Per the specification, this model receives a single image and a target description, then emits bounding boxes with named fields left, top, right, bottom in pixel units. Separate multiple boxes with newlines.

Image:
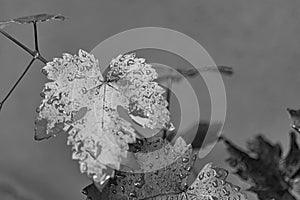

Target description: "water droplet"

left=155, top=153, right=160, bottom=159
left=179, top=173, right=186, bottom=179
left=222, top=188, right=230, bottom=196
left=182, top=157, right=189, bottom=163
left=127, top=59, right=134, bottom=65
left=192, top=154, right=197, bottom=161
left=92, top=175, right=98, bottom=181
left=188, top=186, right=194, bottom=190
left=81, top=189, right=87, bottom=195
left=199, top=172, right=204, bottom=180
left=164, top=146, right=170, bottom=155
left=134, top=178, right=145, bottom=188
left=81, top=87, right=87, bottom=94
left=148, top=163, right=153, bottom=169
left=41, top=68, right=48, bottom=76
left=233, top=185, right=240, bottom=192
left=185, top=166, right=192, bottom=172
left=104, top=106, right=110, bottom=112
left=120, top=186, right=125, bottom=193
left=206, top=172, right=211, bottom=177
left=129, top=191, right=137, bottom=198
left=80, top=162, right=87, bottom=172
left=168, top=123, right=175, bottom=131
left=67, top=76, right=74, bottom=82
left=212, top=180, right=218, bottom=188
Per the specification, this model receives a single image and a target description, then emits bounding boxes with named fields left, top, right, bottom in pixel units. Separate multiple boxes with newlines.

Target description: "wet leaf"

left=35, top=50, right=173, bottom=184
left=83, top=135, right=247, bottom=200
left=186, top=163, right=247, bottom=200
left=83, top=136, right=196, bottom=200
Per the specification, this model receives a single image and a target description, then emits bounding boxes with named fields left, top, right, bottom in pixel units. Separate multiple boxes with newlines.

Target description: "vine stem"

left=0, top=22, right=49, bottom=111
left=0, top=28, right=47, bottom=64
left=0, top=58, right=35, bottom=110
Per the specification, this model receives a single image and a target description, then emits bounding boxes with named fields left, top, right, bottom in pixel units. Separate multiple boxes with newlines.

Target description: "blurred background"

left=1, top=0, right=300, bottom=199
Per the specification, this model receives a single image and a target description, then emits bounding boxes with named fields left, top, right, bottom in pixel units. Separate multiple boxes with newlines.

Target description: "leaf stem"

left=0, top=28, right=47, bottom=64
left=0, top=58, right=35, bottom=111
left=33, top=22, right=39, bottom=52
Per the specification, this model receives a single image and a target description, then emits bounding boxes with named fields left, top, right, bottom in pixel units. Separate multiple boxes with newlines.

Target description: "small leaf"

left=0, top=14, right=66, bottom=27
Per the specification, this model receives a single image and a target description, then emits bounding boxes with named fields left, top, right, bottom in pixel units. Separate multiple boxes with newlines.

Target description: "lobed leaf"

left=186, top=163, right=247, bottom=200
left=35, top=50, right=173, bottom=184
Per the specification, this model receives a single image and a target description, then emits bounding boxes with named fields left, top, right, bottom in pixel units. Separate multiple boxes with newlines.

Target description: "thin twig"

left=0, top=58, right=35, bottom=111
left=0, top=28, right=47, bottom=64
left=33, top=22, right=39, bottom=52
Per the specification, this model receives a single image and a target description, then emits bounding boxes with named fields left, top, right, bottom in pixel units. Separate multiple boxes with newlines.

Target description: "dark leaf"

left=220, top=135, right=295, bottom=200
left=281, top=132, right=300, bottom=180
left=155, top=66, right=233, bottom=83
left=0, top=13, right=66, bottom=28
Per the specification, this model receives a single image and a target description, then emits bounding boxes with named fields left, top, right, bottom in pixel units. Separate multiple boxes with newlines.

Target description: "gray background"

left=1, top=0, right=300, bottom=199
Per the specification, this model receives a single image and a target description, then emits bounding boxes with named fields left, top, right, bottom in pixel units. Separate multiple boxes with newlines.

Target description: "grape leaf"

left=82, top=135, right=247, bottom=200
left=83, top=136, right=196, bottom=200
left=0, top=13, right=66, bottom=28
left=35, top=50, right=173, bottom=183
left=186, top=163, right=247, bottom=200
left=220, top=135, right=298, bottom=200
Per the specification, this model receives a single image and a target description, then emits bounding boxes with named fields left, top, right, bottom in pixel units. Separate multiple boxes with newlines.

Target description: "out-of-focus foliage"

left=287, top=108, right=300, bottom=133
left=220, top=131, right=300, bottom=200
left=155, top=66, right=233, bottom=83
left=35, top=51, right=173, bottom=184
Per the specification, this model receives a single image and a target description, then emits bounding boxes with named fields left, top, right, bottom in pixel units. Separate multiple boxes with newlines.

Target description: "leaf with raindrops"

left=35, top=50, right=173, bottom=184
left=82, top=136, right=197, bottom=200
left=186, top=163, right=247, bottom=200
left=0, top=13, right=66, bottom=28
left=82, top=135, right=247, bottom=200
left=221, top=133, right=300, bottom=200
